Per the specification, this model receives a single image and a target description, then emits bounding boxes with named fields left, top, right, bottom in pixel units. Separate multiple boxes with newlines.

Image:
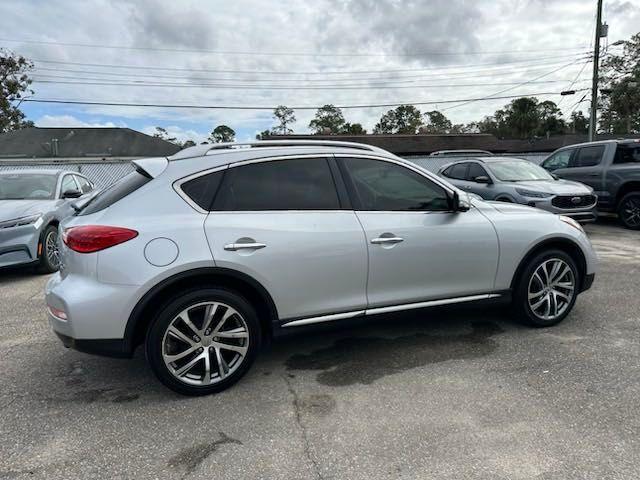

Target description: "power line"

left=557, top=59, right=592, bottom=108
left=441, top=60, right=582, bottom=111
left=1, top=37, right=592, bottom=57
left=29, top=52, right=591, bottom=76
left=22, top=90, right=589, bottom=111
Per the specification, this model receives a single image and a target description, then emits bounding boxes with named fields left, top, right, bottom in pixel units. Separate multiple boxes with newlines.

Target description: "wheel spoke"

left=531, top=292, right=549, bottom=310
left=168, top=326, right=195, bottom=346
left=213, top=307, right=239, bottom=335
left=548, top=291, right=558, bottom=317
left=214, top=347, right=228, bottom=379
left=548, top=261, right=562, bottom=284
left=214, top=342, right=248, bottom=356
left=203, top=350, right=212, bottom=384
left=164, top=344, right=198, bottom=363
left=178, top=308, right=201, bottom=338
left=215, top=327, right=248, bottom=339
left=202, top=303, right=218, bottom=334
left=174, top=353, right=203, bottom=377
left=553, top=265, right=570, bottom=283
left=553, top=289, right=571, bottom=302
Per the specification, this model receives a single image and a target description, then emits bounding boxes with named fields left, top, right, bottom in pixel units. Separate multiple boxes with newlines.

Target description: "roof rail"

left=169, top=139, right=386, bottom=160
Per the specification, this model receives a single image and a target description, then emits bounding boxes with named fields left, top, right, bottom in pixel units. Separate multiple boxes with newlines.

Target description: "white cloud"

left=35, top=114, right=122, bottom=128
left=141, top=125, right=208, bottom=144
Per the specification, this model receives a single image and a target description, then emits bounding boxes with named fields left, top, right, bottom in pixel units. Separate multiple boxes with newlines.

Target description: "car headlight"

left=0, top=213, right=43, bottom=230
left=559, top=215, right=585, bottom=233
left=515, top=188, right=553, bottom=198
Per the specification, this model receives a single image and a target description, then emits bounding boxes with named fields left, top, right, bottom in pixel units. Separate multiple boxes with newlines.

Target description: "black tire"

left=512, top=249, right=580, bottom=327
left=37, top=224, right=60, bottom=274
left=145, top=288, right=261, bottom=396
left=617, top=192, right=640, bottom=230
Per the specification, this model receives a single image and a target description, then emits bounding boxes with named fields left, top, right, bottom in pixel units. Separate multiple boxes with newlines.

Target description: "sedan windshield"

left=488, top=161, right=553, bottom=182
left=0, top=174, right=57, bottom=200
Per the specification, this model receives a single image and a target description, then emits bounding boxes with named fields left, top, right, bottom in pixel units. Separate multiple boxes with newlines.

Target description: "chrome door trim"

left=282, top=310, right=366, bottom=328
left=365, top=293, right=501, bottom=315
left=281, top=293, right=502, bottom=328
left=370, top=237, right=404, bottom=245
left=223, top=242, right=267, bottom=251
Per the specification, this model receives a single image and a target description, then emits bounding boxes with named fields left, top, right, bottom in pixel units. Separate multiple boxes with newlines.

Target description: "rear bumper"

left=54, top=331, right=131, bottom=358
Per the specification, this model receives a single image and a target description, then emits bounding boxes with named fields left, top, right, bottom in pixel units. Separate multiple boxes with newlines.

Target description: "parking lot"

left=0, top=219, right=638, bottom=480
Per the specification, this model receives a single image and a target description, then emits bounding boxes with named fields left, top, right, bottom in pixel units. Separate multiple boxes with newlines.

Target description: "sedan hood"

left=0, top=199, right=56, bottom=221
left=509, top=179, right=592, bottom=195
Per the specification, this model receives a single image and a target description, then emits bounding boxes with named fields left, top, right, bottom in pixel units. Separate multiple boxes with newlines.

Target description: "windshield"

left=488, top=161, right=553, bottom=182
left=0, top=173, right=57, bottom=200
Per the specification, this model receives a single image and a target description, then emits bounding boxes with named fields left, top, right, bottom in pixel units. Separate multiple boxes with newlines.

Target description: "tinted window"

left=443, top=163, right=468, bottom=180
left=78, top=171, right=150, bottom=216
left=61, top=175, right=78, bottom=194
left=542, top=150, right=572, bottom=170
left=574, top=146, right=605, bottom=167
left=181, top=170, right=225, bottom=211
left=0, top=173, right=57, bottom=200
left=343, top=157, right=449, bottom=211
left=614, top=144, right=640, bottom=164
left=467, top=163, right=488, bottom=181
left=75, top=176, right=93, bottom=194
left=215, top=158, right=340, bottom=211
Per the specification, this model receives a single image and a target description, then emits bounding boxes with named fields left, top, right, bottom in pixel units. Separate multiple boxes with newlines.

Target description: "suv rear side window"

left=180, top=170, right=225, bottom=211
left=467, top=163, right=488, bottom=181
left=614, top=144, right=640, bottom=164
left=443, top=163, right=468, bottom=180
left=573, top=146, right=605, bottom=167
left=78, top=170, right=150, bottom=215
left=214, top=157, right=340, bottom=211
left=342, top=157, right=450, bottom=211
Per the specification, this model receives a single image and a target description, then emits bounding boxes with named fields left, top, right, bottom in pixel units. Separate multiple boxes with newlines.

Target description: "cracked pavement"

left=1, top=219, right=640, bottom=479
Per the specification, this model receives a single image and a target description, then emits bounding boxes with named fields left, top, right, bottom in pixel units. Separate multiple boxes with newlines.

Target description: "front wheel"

left=37, top=225, right=60, bottom=274
left=618, top=192, right=640, bottom=230
left=146, top=288, right=261, bottom=396
left=512, top=250, right=580, bottom=327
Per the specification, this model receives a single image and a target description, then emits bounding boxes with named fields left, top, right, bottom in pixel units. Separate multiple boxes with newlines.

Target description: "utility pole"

left=588, top=0, right=604, bottom=142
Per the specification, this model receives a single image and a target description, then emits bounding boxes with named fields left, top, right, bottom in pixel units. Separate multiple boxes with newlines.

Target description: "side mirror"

left=450, top=191, right=469, bottom=212
left=62, top=189, right=82, bottom=199
left=474, top=175, right=492, bottom=184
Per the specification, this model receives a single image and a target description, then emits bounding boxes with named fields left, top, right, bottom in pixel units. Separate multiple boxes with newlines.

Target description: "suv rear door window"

left=614, top=144, right=640, bottom=164
left=466, top=163, right=488, bottom=181
left=573, top=146, right=605, bottom=167
left=214, top=157, right=340, bottom=211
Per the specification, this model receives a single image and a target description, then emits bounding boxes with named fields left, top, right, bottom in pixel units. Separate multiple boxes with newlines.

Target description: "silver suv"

left=46, top=141, right=597, bottom=395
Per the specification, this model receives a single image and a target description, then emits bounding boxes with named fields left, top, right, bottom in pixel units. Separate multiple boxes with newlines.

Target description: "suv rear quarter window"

left=614, top=144, right=640, bottom=164
left=443, top=163, right=468, bottom=180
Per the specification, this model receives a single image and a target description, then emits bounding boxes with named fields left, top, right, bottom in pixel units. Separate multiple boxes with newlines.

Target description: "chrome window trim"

left=282, top=293, right=502, bottom=328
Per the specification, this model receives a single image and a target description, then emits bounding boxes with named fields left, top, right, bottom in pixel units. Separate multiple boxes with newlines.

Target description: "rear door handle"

left=371, top=237, right=404, bottom=245
left=224, top=242, right=266, bottom=251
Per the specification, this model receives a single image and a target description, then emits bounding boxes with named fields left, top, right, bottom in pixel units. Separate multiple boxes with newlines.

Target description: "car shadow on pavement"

left=0, top=266, right=43, bottom=285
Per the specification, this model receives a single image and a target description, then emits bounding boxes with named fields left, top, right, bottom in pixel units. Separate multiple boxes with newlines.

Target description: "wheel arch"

left=615, top=181, right=640, bottom=207
left=123, top=267, right=279, bottom=355
left=510, top=237, right=587, bottom=292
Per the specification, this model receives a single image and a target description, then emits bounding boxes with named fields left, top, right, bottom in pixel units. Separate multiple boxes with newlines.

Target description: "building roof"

left=264, top=133, right=640, bottom=155
left=0, top=127, right=181, bottom=159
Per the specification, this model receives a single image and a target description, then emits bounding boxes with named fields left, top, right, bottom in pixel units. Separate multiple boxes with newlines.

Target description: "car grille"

left=552, top=194, right=597, bottom=209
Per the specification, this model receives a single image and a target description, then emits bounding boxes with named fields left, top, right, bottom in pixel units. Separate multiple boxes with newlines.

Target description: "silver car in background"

left=45, top=141, right=597, bottom=396
left=0, top=170, right=96, bottom=272
left=438, top=157, right=597, bottom=222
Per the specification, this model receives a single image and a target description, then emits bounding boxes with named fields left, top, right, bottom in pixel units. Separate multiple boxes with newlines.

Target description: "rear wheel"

left=37, top=225, right=60, bottom=274
left=512, top=249, right=579, bottom=327
left=145, top=288, right=260, bottom=396
left=618, top=192, right=640, bottom=230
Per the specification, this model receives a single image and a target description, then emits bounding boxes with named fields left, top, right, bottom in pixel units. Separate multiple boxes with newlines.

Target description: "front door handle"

left=371, top=236, right=404, bottom=245
left=224, top=242, right=266, bottom=251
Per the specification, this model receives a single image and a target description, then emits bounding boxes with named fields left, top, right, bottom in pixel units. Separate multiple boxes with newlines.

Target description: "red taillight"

left=62, top=225, right=138, bottom=253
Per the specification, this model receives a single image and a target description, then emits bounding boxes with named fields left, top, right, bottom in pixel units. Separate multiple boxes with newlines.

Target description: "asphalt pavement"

left=1, top=219, right=639, bottom=480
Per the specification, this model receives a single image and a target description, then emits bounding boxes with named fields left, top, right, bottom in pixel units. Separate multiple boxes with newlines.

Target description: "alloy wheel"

left=162, top=301, right=249, bottom=386
left=621, top=197, right=640, bottom=228
left=45, top=230, right=60, bottom=269
left=527, top=258, right=575, bottom=321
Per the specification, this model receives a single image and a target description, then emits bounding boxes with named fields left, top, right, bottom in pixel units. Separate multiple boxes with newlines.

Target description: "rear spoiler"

left=132, top=157, right=169, bottom=178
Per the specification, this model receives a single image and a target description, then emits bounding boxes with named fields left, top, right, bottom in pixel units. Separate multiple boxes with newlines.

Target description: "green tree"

left=342, top=122, right=367, bottom=134
left=422, top=110, right=453, bottom=134
left=599, top=32, right=640, bottom=134
left=0, top=49, right=34, bottom=133
left=568, top=111, right=589, bottom=134
left=210, top=125, right=236, bottom=143
left=181, top=140, right=196, bottom=148
left=152, top=127, right=177, bottom=143
left=309, top=104, right=346, bottom=134
left=255, top=129, right=271, bottom=140
left=272, top=105, right=296, bottom=134
left=373, top=105, right=422, bottom=134
left=536, top=100, right=566, bottom=136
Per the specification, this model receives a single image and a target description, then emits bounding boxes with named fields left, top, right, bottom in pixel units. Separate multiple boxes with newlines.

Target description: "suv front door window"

left=339, top=156, right=499, bottom=308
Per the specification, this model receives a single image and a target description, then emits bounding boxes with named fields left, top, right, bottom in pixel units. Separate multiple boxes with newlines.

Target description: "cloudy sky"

left=2, top=0, right=639, bottom=143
